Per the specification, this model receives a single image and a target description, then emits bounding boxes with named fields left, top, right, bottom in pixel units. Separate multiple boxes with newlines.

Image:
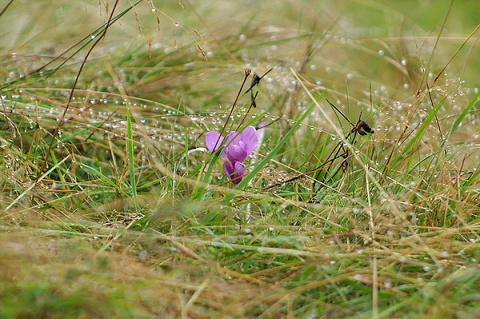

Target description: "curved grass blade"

left=441, top=90, right=480, bottom=148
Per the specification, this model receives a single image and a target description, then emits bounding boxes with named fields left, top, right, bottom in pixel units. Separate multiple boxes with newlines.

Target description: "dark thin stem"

left=0, top=0, right=142, bottom=91
left=235, top=91, right=258, bottom=132
left=0, top=0, right=14, bottom=17
left=325, top=98, right=355, bottom=127
left=36, top=0, right=119, bottom=182
left=434, top=23, right=480, bottom=84
left=244, top=68, right=273, bottom=94
left=212, top=69, right=251, bottom=152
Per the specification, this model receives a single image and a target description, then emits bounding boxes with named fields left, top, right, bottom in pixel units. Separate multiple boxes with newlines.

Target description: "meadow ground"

left=1, top=0, right=480, bottom=318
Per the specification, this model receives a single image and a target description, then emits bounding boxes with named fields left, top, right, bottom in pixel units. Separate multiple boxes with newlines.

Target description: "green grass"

left=1, top=0, right=480, bottom=318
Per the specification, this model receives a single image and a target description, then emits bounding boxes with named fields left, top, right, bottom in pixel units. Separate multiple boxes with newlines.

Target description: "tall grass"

left=1, top=0, right=479, bottom=318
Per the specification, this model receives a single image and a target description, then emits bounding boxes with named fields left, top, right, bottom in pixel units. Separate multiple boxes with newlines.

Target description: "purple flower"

left=205, top=126, right=258, bottom=185
left=222, top=161, right=245, bottom=185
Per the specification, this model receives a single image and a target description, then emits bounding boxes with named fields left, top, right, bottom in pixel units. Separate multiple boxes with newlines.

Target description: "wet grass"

left=1, top=0, right=480, bottom=318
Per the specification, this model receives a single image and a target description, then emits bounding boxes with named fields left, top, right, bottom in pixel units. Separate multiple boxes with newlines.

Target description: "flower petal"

left=231, top=161, right=246, bottom=184
left=226, top=143, right=248, bottom=162
left=239, top=126, right=258, bottom=155
left=232, top=161, right=245, bottom=175
left=205, top=132, right=223, bottom=153
left=223, top=161, right=235, bottom=176
left=224, top=131, right=238, bottom=146
left=223, top=161, right=245, bottom=185
left=221, top=131, right=240, bottom=159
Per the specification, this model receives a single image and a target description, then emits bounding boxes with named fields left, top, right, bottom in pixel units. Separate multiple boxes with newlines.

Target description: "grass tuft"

left=1, top=0, right=480, bottom=318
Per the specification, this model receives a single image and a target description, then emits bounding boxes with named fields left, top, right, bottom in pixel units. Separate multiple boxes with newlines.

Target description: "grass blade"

left=126, top=107, right=137, bottom=201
